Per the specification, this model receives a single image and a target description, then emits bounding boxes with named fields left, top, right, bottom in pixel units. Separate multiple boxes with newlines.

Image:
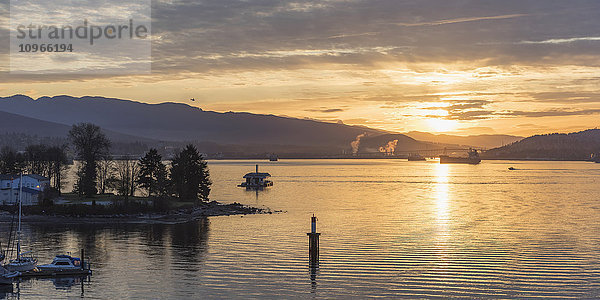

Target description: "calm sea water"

left=2, top=159, right=600, bottom=299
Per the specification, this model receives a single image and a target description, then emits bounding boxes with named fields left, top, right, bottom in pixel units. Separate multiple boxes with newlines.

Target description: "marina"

left=1, top=175, right=92, bottom=286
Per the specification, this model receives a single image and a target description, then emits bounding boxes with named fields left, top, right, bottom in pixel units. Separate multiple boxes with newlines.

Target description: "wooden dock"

left=17, top=268, right=91, bottom=278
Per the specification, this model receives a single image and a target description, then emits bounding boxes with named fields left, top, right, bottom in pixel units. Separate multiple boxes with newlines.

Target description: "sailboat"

left=4, top=174, right=37, bottom=272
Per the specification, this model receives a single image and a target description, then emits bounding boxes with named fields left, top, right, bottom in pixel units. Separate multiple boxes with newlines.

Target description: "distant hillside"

left=405, top=131, right=523, bottom=149
left=483, top=129, right=600, bottom=160
left=0, top=110, right=151, bottom=143
left=0, top=95, right=385, bottom=152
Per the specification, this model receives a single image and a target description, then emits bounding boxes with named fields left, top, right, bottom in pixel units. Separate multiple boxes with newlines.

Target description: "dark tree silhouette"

left=46, top=145, right=69, bottom=195
left=24, top=144, right=69, bottom=194
left=69, top=123, right=111, bottom=201
left=110, top=158, right=139, bottom=205
left=170, top=144, right=211, bottom=204
left=137, top=148, right=168, bottom=197
left=0, top=146, right=25, bottom=174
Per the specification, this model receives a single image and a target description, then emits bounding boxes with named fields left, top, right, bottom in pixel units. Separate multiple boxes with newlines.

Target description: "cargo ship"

left=439, top=149, right=481, bottom=164
left=407, top=154, right=426, bottom=161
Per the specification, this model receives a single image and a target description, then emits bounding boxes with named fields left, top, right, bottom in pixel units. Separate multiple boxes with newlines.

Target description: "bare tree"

left=97, top=158, right=114, bottom=195
left=69, top=123, right=111, bottom=201
left=111, top=158, right=140, bottom=205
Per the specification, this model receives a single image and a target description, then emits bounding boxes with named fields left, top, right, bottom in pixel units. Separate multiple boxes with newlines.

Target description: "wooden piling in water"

left=307, top=214, right=320, bottom=266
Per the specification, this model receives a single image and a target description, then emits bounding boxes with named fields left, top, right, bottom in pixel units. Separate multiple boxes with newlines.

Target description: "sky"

left=1, top=0, right=600, bottom=136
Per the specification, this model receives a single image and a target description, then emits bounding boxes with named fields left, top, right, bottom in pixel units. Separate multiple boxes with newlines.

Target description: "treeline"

left=0, top=144, right=69, bottom=195
left=0, top=133, right=67, bottom=152
left=0, top=123, right=212, bottom=207
left=69, top=123, right=211, bottom=206
left=483, top=129, right=600, bottom=160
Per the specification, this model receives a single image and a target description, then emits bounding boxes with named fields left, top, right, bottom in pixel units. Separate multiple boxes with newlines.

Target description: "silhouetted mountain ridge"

left=0, top=95, right=387, bottom=152
left=483, top=129, right=600, bottom=160
left=0, top=110, right=153, bottom=143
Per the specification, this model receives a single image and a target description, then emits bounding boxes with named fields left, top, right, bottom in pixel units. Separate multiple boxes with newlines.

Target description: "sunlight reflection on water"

left=1, top=159, right=600, bottom=298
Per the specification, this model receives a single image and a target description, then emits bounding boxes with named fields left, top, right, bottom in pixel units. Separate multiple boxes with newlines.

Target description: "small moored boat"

left=38, top=255, right=82, bottom=271
left=37, top=254, right=91, bottom=275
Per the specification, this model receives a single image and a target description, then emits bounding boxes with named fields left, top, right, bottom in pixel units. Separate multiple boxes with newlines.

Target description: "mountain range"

left=0, top=94, right=523, bottom=156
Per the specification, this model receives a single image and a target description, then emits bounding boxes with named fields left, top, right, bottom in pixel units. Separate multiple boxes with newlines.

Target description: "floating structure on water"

left=440, top=149, right=481, bottom=164
left=269, top=154, right=278, bottom=161
left=407, top=153, right=426, bottom=161
left=238, top=165, right=273, bottom=189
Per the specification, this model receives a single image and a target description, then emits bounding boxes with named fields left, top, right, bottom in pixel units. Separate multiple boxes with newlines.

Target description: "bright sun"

left=426, top=118, right=458, bottom=132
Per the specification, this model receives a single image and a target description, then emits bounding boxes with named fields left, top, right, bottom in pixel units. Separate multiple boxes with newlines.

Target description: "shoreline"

left=206, top=157, right=596, bottom=162
left=0, top=201, right=280, bottom=225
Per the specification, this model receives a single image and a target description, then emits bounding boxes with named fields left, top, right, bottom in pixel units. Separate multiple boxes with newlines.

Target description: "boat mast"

left=17, top=173, right=22, bottom=260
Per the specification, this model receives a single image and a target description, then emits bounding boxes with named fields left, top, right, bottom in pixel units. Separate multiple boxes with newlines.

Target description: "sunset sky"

left=1, top=0, right=600, bottom=136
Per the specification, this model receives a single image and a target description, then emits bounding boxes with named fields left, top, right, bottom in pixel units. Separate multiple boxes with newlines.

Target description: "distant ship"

left=592, top=153, right=600, bottom=163
left=440, top=149, right=481, bottom=164
left=269, top=154, right=278, bottom=161
left=407, top=154, right=426, bottom=161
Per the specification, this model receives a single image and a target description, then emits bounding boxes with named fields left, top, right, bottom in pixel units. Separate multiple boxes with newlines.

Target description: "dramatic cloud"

left=1, top=0, right=600, bottom=135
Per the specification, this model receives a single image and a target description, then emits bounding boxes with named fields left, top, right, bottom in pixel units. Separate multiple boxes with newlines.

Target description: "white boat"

left=4, top=174, right=37, bottom=273
left=38, top=255, right=84, bottom=271
left=0, top=266, right=19, bottom=285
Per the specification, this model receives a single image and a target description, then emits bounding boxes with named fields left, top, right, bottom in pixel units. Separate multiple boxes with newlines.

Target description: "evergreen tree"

left=137, top=148, right=168, bottom=197
left=170, top=144, right=211, bottom=204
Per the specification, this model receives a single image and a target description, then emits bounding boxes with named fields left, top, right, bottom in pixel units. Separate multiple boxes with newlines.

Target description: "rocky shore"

left=0, top=201, right=279, bottom=225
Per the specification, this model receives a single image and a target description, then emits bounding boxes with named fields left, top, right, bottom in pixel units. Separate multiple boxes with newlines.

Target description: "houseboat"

left=238, top=165, right=273, bottom=189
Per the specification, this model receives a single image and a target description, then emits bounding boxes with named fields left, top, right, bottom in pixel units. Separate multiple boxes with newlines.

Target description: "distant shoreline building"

left=0, top=174, right=50, bottom=206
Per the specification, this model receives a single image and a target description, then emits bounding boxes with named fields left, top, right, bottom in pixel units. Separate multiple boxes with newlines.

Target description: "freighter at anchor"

left=440, top=149, right=481, bottom=164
